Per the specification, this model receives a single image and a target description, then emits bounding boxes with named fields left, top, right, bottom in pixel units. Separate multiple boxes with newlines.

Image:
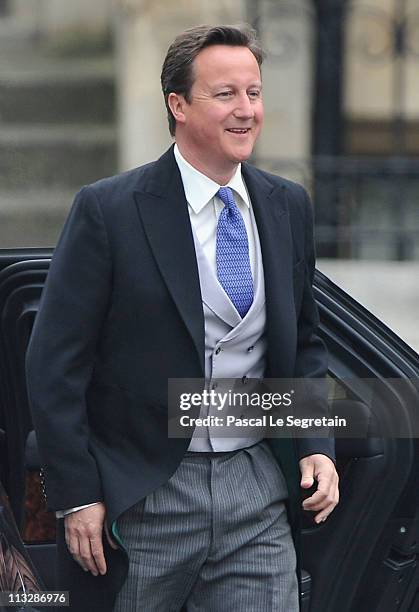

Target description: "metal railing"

left=258, top=155, right=419, bottom=260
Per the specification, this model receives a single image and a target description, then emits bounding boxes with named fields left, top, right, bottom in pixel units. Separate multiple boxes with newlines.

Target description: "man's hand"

left=299, top=454, right=339, bottom=524
left=64, top=502, right=118, bottom=576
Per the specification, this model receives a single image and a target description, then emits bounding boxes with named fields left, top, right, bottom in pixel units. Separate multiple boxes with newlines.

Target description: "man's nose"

left=233, top=92, right=254, bottom=119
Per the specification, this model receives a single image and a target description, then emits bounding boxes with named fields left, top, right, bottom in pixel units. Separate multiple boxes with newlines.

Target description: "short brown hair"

left=161, top=24, right=264, bottom=136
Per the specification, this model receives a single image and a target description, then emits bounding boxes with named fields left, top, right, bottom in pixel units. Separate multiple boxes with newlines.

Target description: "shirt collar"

left=174, top=143, right=250, bottom=214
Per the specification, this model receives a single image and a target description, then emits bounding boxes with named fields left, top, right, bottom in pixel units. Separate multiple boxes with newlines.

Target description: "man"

left=26, top=24, right=339, bottom=612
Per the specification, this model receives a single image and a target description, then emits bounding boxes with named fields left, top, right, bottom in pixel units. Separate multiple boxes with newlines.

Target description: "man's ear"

left=168, top=92, right=187, bottom=126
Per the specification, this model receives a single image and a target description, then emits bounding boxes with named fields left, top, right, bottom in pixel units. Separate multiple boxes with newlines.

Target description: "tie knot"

left=217, top=186, right=236, bottom=210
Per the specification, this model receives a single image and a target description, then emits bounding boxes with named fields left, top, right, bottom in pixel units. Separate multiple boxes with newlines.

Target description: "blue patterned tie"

left=216, top=186, right=254, bottom=318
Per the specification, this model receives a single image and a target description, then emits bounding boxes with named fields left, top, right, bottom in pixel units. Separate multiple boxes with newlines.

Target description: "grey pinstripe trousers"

left=113, top=440, right=298, bottom=611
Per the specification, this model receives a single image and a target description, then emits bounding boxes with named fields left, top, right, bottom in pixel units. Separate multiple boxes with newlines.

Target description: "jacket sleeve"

left=25, top=186, right=112, bottom=511
left=293, top=186, right=335, bottom=463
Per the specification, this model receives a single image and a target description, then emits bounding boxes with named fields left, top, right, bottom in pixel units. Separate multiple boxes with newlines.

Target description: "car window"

left=317, top=260, right=419, bottom=354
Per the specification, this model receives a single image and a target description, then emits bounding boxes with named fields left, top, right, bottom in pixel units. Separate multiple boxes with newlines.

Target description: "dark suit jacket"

left=26, top=146, right=334, bottom=610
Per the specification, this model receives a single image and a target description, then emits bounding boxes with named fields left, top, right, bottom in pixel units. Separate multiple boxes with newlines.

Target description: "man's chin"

left=228, top=145, right=255, bottom=164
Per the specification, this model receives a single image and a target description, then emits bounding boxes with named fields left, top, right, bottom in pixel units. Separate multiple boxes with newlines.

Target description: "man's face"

left=174, top=44, right=263, bottom=179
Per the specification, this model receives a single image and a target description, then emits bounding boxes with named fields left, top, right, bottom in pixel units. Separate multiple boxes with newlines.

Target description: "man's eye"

left=217, top=91, right=233, bottom=98
left=249, top=90, right=261, bottom=98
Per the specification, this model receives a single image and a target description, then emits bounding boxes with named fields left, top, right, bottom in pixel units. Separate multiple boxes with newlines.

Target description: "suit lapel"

left=133, top=147, right=205, bottom=375
left=242, top=163, right=297, bottom=376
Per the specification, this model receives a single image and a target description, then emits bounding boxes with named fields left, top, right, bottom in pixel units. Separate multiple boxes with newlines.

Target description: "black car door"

left=303, top=271, right=419, bottom=612
left=0, top=249, right=56, bottom=592
left=0, top=250, right=418, bottom=612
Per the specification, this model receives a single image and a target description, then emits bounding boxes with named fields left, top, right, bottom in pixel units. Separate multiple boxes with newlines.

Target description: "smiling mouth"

left=226, top=128, right=251, bottom=134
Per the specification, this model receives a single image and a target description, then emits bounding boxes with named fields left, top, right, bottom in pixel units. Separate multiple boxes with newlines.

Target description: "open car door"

left=0, top=250, right=418, bottom=611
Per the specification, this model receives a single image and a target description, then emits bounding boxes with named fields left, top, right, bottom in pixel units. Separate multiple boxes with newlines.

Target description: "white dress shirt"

left=173, top=143, right=257, bottom=279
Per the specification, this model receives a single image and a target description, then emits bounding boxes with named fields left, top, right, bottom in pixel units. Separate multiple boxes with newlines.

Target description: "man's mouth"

left=226, top=128, right=251, bottom=134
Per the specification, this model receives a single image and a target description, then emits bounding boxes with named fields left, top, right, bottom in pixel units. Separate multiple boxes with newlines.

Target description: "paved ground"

left=318, top=259, right=419, bottom=355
